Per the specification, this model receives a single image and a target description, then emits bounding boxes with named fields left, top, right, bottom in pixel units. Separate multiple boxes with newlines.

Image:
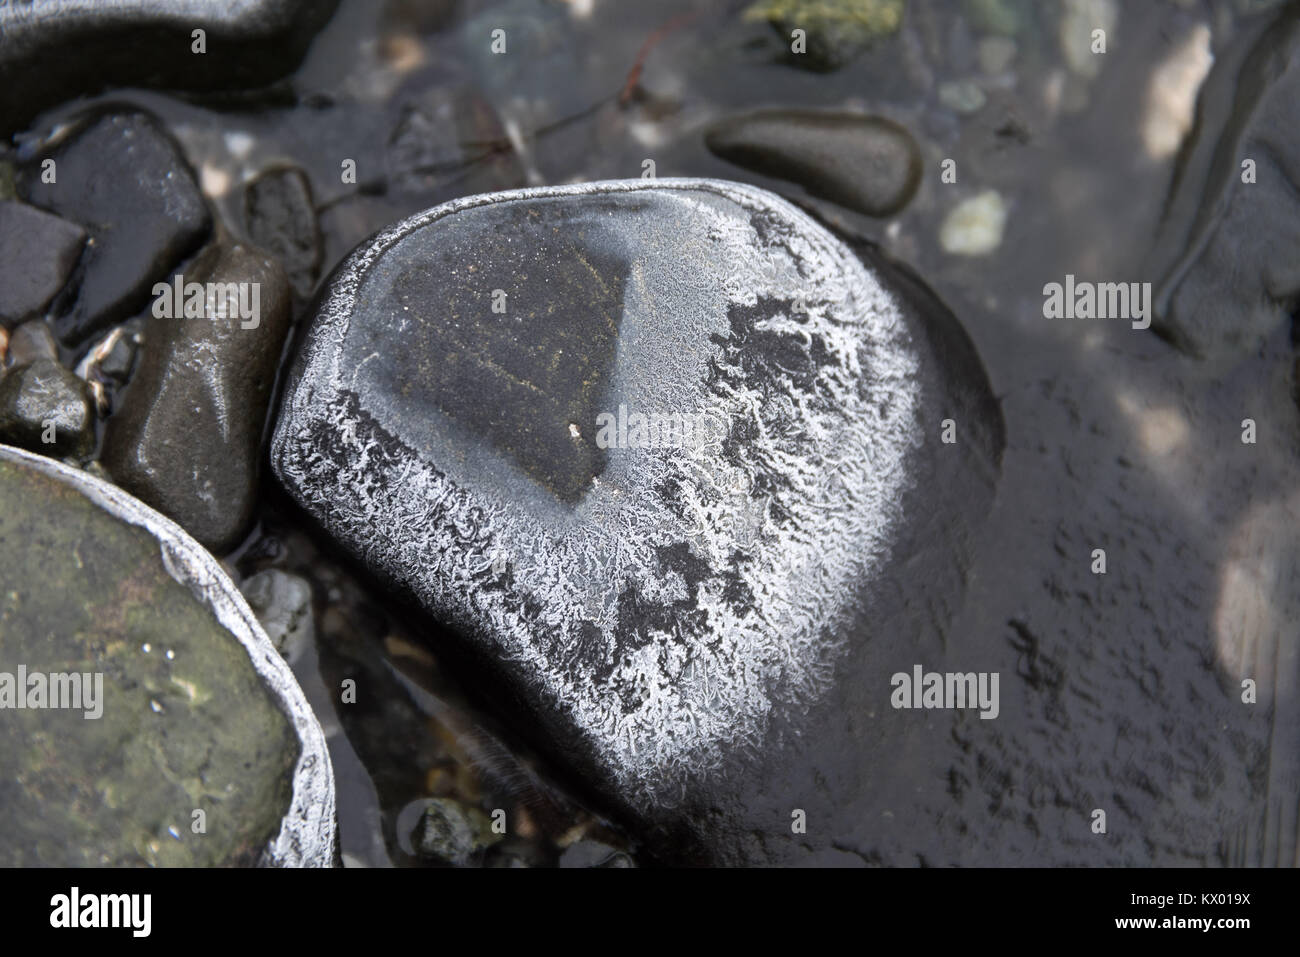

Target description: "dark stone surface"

left=0, top=200, right=86, bottom=326
left=705, top=110, right=922, bottom=217
left=0, top=445, right=326, bottom=866
left=0, top=359, right=94, bottom=459
left=17, top=108, right=212, bottom=345
left=102, top=242, right=292, bottom=554
left=272, top=179, right=1003, bottom=864
left=1146, top=2, right=1300, bottom=361
left=0, top=0, right=340, bottom=135
left=339, top=194, right=627, bottom=506
left=243, top=164, right=323, bottom=299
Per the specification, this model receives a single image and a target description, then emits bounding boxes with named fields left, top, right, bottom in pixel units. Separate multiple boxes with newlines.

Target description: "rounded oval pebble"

left=705, top=110, right=923, bottom=217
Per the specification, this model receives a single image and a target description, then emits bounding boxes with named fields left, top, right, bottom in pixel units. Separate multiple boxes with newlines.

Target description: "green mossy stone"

left=745, top=0, right=905, bottom=70
left=0, top=452, right=299, bottom=866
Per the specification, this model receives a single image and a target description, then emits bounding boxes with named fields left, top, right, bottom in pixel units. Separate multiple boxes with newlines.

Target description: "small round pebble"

left=0, top=359, right=94, bottom=458
left=939, top=80, right=988, bottom=114
left=939, top=190, right=1008, bottom=256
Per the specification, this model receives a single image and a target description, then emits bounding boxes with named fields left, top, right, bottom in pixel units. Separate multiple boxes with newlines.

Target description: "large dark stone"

left=102, top=242, right=293, bottom=554
left=0, top=444, right=335, bottom=866
left=0, top=359, right=94, bottom=459
left=0, top=200, right=86, bottom=326
left=17, top=109, right=212, bottom=345
left=272, top=179, right=1003, bottom=864
left=0, top=0, right=339, bottom=136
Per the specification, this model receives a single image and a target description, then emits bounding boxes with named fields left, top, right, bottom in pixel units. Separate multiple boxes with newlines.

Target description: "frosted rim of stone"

left=274, top=178, right=921, bottom=808
left=0, top=444, right=337, bottom=867
left=0, top=1, right=302, bottom=34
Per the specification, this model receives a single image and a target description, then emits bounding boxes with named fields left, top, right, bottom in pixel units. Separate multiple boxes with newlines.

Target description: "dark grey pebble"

left=0, top=200, right=85, bottom=326
left=705, top=110, right=923, bottom=217
left=243, top=165, right=322, bottom=299
left=0, top=358, right=94, bottom=459
left=102, top=242, right=292, bottom=554
left=17, top=109, right=211, bottom=345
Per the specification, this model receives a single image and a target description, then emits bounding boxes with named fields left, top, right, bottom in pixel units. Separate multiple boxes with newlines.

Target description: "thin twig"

left=619, top=11, right=700, bottom=107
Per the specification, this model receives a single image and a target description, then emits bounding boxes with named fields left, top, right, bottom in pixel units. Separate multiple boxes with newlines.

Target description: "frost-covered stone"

left=272, top=179, right=1002, bottom=863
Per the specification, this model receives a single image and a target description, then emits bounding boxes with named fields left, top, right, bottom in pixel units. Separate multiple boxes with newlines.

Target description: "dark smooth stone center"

left=348, top=195, right=636, bottom=504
